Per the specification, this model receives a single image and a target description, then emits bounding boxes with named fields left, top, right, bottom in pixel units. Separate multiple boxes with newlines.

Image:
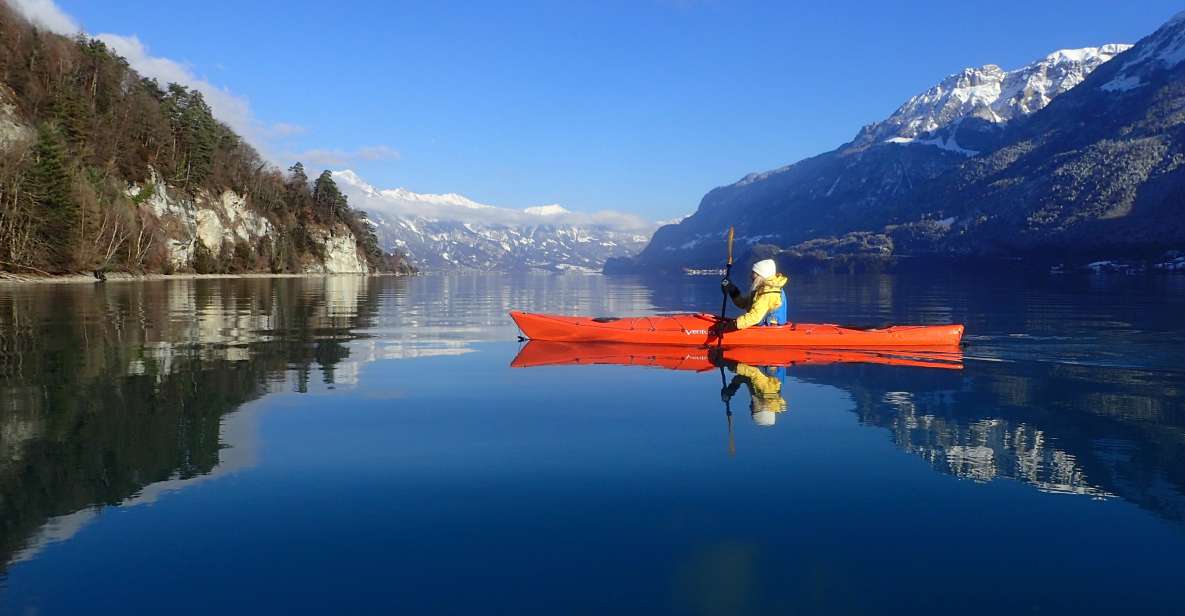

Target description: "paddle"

left=717, top=226, right=734, bottom=344
left=710, top=226, right=737, bottom=456
left=720, top=366, right=736, bottom=457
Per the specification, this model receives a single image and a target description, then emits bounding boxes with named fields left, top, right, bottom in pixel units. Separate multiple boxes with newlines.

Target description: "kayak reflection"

left=510, top=341, right=964, bottom=373
left=511, top=341, right=963, bottom=451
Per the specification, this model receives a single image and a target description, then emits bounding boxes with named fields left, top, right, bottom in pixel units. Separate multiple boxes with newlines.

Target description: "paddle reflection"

left=511, top=341, right=963, bottom=452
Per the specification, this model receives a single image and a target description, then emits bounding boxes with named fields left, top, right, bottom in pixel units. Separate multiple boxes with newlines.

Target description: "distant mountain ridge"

left=852, top=45, right=1130, bottom=154
left=609, top=18, right=1183, bottom=273
left=334, top=171, right=654, bottom=271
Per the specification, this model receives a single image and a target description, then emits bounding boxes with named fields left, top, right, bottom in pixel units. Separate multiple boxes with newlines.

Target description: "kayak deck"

left=509, top=311, right=964, bottom=348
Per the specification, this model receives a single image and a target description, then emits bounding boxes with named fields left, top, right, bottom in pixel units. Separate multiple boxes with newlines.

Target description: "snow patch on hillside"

left=1102, top=11, right=1185, bottom=92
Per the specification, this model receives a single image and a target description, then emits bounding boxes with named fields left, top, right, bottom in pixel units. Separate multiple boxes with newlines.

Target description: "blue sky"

left=44, top=1, right=1185, bottom=219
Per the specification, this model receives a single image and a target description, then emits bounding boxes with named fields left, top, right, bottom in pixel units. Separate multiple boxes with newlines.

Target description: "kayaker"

left=720, top=258, right=789, bottom=330
left=719, top=361, right=788, bottom=426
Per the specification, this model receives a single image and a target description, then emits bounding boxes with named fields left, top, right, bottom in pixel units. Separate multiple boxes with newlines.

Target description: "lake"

left=1, top=273, right=1184, bottom=614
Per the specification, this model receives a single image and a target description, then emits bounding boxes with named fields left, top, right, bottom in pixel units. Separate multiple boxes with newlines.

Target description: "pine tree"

left=287, top=162, right=308, bottom=189
left=312, top=170, right=347, bottom=219
left=28, top=122, right=78, bottom=270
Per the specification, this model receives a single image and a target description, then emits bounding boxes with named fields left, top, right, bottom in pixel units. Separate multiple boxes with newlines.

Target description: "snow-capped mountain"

left=1101, top=11, right=1185, bottom=92
left=333, top=171, right=655, bottom=271
left=610, top=38, right=1138, bottom=272
left=853, top=44, right=1130, bottom=154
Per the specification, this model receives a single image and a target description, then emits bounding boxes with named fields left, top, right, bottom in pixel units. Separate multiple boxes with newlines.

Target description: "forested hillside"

left=0, top=3, right=412, bottom=276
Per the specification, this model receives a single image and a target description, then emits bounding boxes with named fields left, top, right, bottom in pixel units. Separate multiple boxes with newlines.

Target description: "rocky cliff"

left=126, top=169, right=369, bottom=274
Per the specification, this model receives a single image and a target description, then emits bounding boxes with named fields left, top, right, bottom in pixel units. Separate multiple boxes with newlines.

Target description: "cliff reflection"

left=0, top=277, right=386, bottom=569
left=0, top=274, right=659, bottom=570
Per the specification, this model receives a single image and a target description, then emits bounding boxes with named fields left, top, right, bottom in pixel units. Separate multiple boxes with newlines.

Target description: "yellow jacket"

left=728, top=363, right=788, bottom=413
left=731, top=274, right=788, bottom=330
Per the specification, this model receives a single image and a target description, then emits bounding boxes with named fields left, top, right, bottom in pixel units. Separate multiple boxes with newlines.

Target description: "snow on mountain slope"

left=1101, top=11, right=1185, bottom=92
left=334, top=171, right=655, bottom=271
left=855, top=44, right=1130, bottom=153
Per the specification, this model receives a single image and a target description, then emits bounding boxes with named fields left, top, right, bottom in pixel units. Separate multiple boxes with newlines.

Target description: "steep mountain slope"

left=609, top=44, right=1131, bottom=272
left=335, top=171, right=653, bottom=271
left=886, top=13, right=1185, bottom=256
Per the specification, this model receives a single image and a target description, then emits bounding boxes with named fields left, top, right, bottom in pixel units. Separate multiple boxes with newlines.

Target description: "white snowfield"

left=332, top=170, right=655, bottom=270
left=870, top=44, right=1130, bottom=154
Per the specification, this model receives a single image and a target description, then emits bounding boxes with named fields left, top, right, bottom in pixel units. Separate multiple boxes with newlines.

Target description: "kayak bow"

left=509, top=311, right=964, bottom=348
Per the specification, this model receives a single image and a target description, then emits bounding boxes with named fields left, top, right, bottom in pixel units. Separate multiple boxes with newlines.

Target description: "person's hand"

left=710, top=319, right=735, bottom=338
left=720, top=277, right=734, bottom=296
left=720, top=386, right=734, bottom=403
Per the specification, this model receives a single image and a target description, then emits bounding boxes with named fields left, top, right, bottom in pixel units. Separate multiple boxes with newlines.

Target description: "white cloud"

left=7, top=0, right=79, bottom=34
left=290, top=146, right=401, bottom=168
left=355, top=145, right=401, bottom=161
left=261, top=122, right=307, bottom=139
left=6, top=0, right=308, bottom=164
left=333, top=169, right=655, bottom=234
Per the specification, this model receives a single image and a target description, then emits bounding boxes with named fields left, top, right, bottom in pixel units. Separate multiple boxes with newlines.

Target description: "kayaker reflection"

left=718, top=258, right=789, bottom=333
left=712, top=350, right=788, bottom=427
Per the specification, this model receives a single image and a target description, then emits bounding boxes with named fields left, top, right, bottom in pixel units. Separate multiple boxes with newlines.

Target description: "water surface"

left=1, top=273, right=1183, bottom=614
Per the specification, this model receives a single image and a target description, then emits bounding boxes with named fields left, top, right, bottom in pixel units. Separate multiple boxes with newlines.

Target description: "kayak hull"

left=510, top=311, right=964, bottom=348
left=512, top=341, right=964, bottom=371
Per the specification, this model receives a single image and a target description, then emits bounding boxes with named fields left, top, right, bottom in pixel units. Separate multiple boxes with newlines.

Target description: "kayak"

left=510, top=311, right=964, bottom=348
left=511, top=341, right=964, bottom=371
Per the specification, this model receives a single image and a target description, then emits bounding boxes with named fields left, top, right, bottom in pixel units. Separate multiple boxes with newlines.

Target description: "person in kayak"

left=719, top=361, right=788, bottom=426
left=720, top=258, right=789, bottom=330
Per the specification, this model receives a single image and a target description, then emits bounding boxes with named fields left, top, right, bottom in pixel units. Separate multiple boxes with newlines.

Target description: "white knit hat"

left=752, top=259, right=776, bottom=279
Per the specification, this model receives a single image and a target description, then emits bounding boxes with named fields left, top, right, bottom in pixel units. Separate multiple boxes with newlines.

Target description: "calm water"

left=1, top=273, right=1184, bottom=614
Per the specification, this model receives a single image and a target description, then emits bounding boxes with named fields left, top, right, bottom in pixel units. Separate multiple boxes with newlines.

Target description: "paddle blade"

left=726, top=227, right=735, bottom=265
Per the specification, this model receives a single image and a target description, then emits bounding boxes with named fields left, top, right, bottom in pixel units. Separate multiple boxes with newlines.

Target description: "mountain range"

left=609, top=12, right=1185, bottom=273
left=333, top=170, right=655, bottom=271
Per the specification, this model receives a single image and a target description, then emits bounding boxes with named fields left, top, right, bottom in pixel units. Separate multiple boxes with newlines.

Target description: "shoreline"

left=0, top=271, right=410, bottom=286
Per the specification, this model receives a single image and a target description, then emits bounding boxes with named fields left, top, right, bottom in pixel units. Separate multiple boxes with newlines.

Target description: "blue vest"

left=759, top=289, right=789, bottom=326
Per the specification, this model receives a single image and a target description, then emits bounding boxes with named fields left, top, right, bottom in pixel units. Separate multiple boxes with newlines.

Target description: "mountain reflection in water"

left=0, top=273, right=1183, bottom=613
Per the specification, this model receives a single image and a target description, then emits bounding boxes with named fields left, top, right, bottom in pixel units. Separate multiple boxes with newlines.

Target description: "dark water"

left=1, top=273, right=1183, bottom=614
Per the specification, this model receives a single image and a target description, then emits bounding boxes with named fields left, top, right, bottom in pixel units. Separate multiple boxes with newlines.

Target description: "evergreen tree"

left=312, top=170, right=347, bottom=219
left=28, top=122, right=78, bottom=270
left=287, top=162, right=308, bottom=190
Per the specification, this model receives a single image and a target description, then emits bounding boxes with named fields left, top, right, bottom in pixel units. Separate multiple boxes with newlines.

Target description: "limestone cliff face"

left=0, top=84, right=31, bottom=150
left=126, top=168, right=368, bottom=273
left=303, top=225, right=370, bottom=274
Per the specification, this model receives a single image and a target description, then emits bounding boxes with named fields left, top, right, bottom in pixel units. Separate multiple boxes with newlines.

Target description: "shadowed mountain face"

left=886, top=13, right=1185, bottom=256
left=612, top=15, right=1184, bottom=273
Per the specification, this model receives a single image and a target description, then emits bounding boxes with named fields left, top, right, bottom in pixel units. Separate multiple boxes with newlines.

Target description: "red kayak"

left=511, top=341, right=964, bottom=371
left=510, top=311, right=964, bottom=348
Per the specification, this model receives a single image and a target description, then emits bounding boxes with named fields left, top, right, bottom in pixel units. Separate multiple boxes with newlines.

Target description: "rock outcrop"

left=126, top=168, right=368, bottom=273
